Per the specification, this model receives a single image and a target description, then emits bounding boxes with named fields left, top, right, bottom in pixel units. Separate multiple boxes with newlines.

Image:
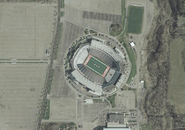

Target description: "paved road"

left=135, top=0, right=147, bottom=130
left=0, top=59, right=48, bottom=63
left=36, top=0, right=61, bottom=129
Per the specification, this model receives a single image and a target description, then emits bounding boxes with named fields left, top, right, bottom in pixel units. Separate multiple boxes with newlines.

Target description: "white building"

left=103, top=128, right=131, bottom=130
left=129, top=42, right=135, bottom=47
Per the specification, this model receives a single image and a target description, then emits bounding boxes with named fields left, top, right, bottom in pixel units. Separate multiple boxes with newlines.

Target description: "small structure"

left=129, top=42, right=135, bottom=47
left=140, top=80, right=144, bottom=88
left=11, top=58, right=17, bottom=64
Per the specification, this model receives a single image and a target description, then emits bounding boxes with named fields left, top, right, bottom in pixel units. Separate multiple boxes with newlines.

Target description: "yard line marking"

left=86, top=65, right=103, bottom=76
left=102, top=66, right=110, bottom=76
left=91, top=56, right=108, bottom=67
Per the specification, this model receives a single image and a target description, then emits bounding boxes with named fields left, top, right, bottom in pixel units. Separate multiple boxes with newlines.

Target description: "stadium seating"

left=88, top=47, right=117, bottom=68
left=77, top=64, right=105, bottom=85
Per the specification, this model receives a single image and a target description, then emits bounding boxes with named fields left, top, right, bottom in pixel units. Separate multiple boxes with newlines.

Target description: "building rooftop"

left=108, top=113, right=124, bottom=124
left=103, top=128, right=131, bottom=130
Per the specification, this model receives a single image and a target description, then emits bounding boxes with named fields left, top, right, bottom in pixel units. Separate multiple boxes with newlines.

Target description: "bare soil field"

left=0, top=3, right=57, bottom=59
left=116, top=91, right=135, bottom=109
left=0, top=63, right=48, bottom=130
left=65, top=0, right=121, bottom=15
left=169, top=39, right=185, bottom=114
left=50, top=98, right=76, bottom=120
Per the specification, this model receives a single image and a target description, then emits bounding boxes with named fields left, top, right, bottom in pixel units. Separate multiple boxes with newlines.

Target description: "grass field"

left=84, top=55, right=109, bottom=76
left=121, top=0, right=126, bottom=27
left=117, top=38, right=137, bottom=84
left=118, top=39, right=136, bottom=83
left=61, top=0, right=64, bottom=8
left=107, top=93, right=117, bottom=108
left=43, top=99, right=50, bottom=119
left=127, top=6, right=144, bottom=34
left=61, top=11, right=64, bottom=17
left=117, top=2, right=137, bottom=83
left=140, top=124, right=153, bottom=130
left=54, top=23, right=63, bottom=60
left=169, top=39, right=185, bottom=114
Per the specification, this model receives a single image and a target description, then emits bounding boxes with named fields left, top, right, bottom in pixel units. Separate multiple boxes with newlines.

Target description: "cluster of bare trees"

left=141, top=0, right=185, bottom=129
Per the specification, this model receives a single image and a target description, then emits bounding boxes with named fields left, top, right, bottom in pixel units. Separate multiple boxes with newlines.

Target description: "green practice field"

left=84, top=55, right=109, bottom=77
left=127, top=6, right=144, bottom=34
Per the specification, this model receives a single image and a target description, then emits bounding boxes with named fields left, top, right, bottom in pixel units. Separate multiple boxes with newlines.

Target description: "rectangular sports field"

left=84, top=55, right=109, bottom=77
left=127, top=5, right=144, bottom=34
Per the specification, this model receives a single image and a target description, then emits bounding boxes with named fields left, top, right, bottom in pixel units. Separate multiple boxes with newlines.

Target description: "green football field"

left=127, top=6, right=144, bottom=34
left=84, top=55, right=110, bottom=76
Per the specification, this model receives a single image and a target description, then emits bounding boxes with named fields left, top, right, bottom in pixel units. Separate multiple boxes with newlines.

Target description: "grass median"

left=107, top=93, right=117, bottom=108
left=118, top=35, right=137, bottom=84
left=42, top=99, right=50, bottom=119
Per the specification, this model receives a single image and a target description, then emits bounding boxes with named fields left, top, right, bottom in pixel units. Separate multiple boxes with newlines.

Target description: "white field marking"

left=86, top=65, right=103, bottom=76
left=84, top=55, right=91, bottom=65
left=94, top=64, right=100, bottom=68
left=91, top=56, right=108, bottom=67
left=102, top=66, right=110, bottom=77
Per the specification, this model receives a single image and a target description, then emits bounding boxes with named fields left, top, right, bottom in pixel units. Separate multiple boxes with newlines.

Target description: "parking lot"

left=77, top=99, right=109, bottom=122
left=65, top=0, right=121, bottom=15
left=62, top=21, right=85, bottom=45
left=50, top=97, right=76, bottom=120
left=63, top=0, right=122, bottom=35
left=0, top=3, right=57, bottom=59
left=83, top=11, right=122, bottom=24
left=116, top=91, right=135, bottom=109
left=0, top=63, right=48, bottom=130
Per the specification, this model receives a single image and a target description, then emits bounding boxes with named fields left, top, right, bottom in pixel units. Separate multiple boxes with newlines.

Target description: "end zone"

left=84, top=55, right=91, bottom=65
left=102, top=66, right=110, bottom=77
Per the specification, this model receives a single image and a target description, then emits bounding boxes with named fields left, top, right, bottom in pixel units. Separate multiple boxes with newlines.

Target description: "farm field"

left=127, top=6, right=144, bottom=34
left=169, top=39, right=185, bottom=114
left=0, top=3, right=56, bottom=59
left=0, top=63, right=48, bottom=130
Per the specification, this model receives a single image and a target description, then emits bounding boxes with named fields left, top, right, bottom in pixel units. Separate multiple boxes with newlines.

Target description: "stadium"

left=71, top=37, right=128, bottom=96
